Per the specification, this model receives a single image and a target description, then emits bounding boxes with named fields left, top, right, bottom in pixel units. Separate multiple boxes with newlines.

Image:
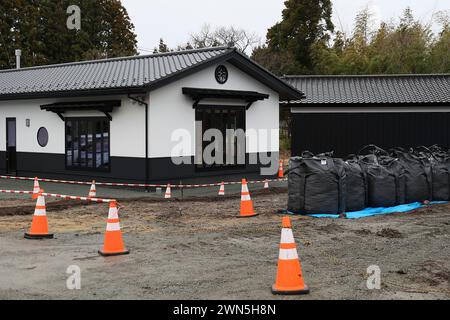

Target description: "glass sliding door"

left=65, top=118, right=110, bottom=171
left=196, top=106, right=246, bottom=170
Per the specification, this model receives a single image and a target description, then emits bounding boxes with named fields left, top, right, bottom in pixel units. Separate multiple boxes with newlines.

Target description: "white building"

left=0, top=47, right=303, bottom=183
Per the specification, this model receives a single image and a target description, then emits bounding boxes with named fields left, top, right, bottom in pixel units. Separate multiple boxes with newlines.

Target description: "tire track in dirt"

left=0, top=200, right=99, bottom=217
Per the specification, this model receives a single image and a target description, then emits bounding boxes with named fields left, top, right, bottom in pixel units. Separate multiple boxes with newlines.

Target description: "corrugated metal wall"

left=292, top=113, right=450, bottom=157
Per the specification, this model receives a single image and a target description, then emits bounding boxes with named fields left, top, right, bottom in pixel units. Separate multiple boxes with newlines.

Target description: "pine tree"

left=265, top=0, right=334, bottom=74
left=0, top=0, right=138, bottom=69
left=158, top=38, right=170, bottom=53
left=0, top=0, right=17, bottom=68
left=99, top=0, right=138, bottom=58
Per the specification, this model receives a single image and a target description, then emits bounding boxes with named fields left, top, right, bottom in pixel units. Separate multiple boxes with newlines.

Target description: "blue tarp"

left=286, top=202, right=448, bottom=219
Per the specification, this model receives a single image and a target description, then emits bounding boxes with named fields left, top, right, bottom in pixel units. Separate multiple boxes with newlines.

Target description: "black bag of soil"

left=288, top=152, right=346, bottom=215
left=358, top=145, right=406, bottom=208
left=390, top=147, right=432, bottom=203
left=429, top=144, right=450, bottom=154
left=414, top=146, right=450, bottom=201
left=344, top=156, right=368, bottom=212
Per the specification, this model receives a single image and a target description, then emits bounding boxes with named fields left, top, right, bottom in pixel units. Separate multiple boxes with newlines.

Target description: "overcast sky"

left=121, top=0, right=449, bottom=54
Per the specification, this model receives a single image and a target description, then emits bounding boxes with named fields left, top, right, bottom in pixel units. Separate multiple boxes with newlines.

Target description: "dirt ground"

left=0, top=188, right=449, bottom=300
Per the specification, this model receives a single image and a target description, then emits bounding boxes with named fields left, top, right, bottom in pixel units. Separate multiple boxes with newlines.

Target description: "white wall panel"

left=0, top=96, right=145, bottom=158
left=109, top=98, right=146, bottom=158
left=0, top=99, right=64, bottom=154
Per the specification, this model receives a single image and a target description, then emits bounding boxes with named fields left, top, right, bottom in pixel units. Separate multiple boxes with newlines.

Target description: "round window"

left=215, top=65, right=229, bottom=84
left=37, top=127, right=49, bottom=147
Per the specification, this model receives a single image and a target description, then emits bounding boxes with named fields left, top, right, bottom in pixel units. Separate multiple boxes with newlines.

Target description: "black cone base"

left=272, top=285, right=310, bottom=295
left=98, top=250, right=130, bottom=257
left=237, top=213, right=259, bottom=218
left=24, top=233, right=54, bottom=240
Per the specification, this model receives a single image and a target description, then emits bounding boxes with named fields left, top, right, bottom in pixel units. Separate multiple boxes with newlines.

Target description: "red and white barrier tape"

left=0, top=175, right=287, bottom=189
left=0, top=189, right=115, bottom=204
left=0, top=189, right=33, bottom=196
left=41, top=193, right=115, bottom=203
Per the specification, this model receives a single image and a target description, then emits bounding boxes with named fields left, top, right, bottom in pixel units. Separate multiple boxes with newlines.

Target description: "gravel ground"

left=0, top=186, right=449, bottom=300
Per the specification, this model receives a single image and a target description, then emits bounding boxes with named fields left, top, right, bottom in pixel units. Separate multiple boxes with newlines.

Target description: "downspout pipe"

left=128, top=94, right=149, bottom=189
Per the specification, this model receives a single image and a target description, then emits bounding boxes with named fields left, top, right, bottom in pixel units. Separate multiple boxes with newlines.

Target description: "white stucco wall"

left=148, top=62, right=280, bottom=159
left=0, top=96, right=145, bottom=158
left=0, top=99, right=64, bottom=154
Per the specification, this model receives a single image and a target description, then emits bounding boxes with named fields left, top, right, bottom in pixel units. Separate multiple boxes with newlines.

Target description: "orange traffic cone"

left=165, top=184, right=172, bottom=199
left=272, top=217, right=309, bottom=295
left=25, top=189, right=53, bottom=240
left=99, top=201, right=129, bottom=257
left=238, top=179, right=258, bottom=218
left=88, top=180, right=96, bottom=198
left=264, top=179, right=270, bottom=189
left=278, top=160, right=284, bottom=178
left=32, top=177, right=40, bottom=200
left=218, top=182, right=225, bottom=196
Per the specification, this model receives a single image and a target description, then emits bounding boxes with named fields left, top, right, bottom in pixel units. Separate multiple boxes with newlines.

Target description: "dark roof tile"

left=283, top=74, right=450, bottom=105
left=0, top=47, right=232, bottom=98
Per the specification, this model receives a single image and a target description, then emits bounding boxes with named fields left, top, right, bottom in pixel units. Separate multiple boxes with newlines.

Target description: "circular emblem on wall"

left=215, top=65, right=228, bottom=84
left=37, top=127, right=49, bottom=147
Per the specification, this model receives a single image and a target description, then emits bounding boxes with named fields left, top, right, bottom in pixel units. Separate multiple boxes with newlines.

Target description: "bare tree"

left=190, top=24, right=260, bottom=54
left=190, top=25, right=219, bottom=48
left=433, top=10, right=450, bottom=29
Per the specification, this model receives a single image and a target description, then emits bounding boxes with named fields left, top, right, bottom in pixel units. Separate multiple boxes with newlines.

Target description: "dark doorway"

left=6, top=118, right=17, bottom=174
left=196, top=106, right=246, bottom=170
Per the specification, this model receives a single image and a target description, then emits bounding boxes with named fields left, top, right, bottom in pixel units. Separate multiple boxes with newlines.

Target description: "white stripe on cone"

left=36, top=194, right=45, bottom=206
left=108, top=208, right=119, bottom=220
left=281, top=229, right=295, bottom=244
left=264, top=180, right=269, bottom=189
left=34, top=195, right=47, bottom=216
left=34, top=208, right=47, bottom=216
left=279, top=248, right=299, bottom=260
left=106, top=222, right=121, bottom=232
left=241, top=194, right=251, bottom=201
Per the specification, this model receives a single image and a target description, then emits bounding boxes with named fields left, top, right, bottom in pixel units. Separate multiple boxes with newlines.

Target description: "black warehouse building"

left=283, top=74, right=450, bottom=157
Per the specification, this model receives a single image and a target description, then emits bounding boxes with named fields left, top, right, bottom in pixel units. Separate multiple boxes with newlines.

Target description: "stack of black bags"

left=287, top=144, right=450, bottom=215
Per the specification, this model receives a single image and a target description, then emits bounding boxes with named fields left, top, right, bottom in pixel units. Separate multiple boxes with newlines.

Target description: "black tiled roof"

left=0, top=47, right=231, bottom=98
left=283, top=74, right=450, bottom=105
left=0, top=47, right=304, bottom=101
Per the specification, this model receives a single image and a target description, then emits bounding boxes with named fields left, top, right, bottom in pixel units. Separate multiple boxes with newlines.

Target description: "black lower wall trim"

left=3, top=151, right=279, bottom=183
left=0, top=151, right=5, bottom=172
